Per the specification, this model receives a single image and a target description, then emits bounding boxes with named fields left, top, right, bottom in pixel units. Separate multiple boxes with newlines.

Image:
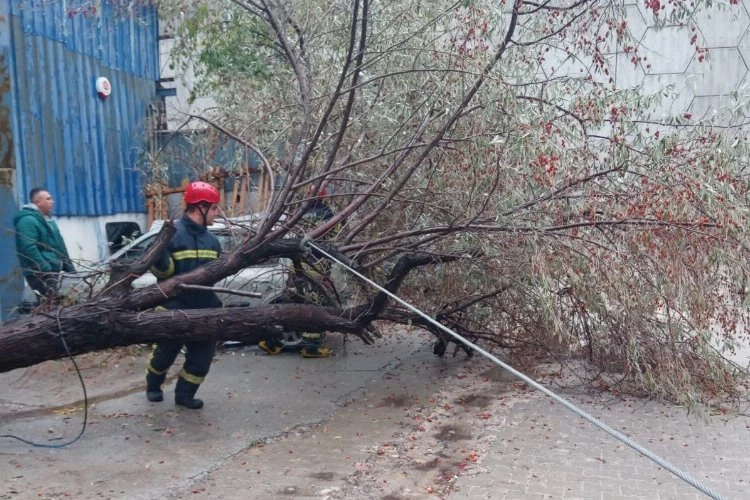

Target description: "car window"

left=216, top=234, right=237, bottom=251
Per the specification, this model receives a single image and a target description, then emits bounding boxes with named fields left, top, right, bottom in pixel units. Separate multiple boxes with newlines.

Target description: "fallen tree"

left=3, top=0, right=750, bottom=411
left=0, top=229, right=478, bottom=372
left=0, top=302, right=370, bottom=372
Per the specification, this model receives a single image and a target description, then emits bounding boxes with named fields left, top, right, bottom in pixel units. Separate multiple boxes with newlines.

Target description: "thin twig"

left=179, top=283, right=262, bottom=298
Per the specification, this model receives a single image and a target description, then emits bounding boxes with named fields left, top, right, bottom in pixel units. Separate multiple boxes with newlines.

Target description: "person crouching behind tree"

left=259, top=185, right=335, bottom=358
left=145, top=181, right=222, bottom=410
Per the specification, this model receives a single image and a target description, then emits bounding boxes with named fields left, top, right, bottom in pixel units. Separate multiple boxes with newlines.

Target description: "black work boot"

left=175, top=377, right=204, bottom=409
left=300, top=332, right=333, bottom=358
left=146, top=372, right=166, bottom=402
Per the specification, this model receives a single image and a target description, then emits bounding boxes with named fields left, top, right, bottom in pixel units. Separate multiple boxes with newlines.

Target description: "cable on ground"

left=1, top=306, right=89, bottom=448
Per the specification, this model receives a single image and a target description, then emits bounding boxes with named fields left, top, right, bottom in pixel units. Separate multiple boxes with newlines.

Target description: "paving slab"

left=449, top=389, right=750, bottom=500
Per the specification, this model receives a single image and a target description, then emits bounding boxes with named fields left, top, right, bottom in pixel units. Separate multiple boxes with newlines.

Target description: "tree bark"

left=0, top=303, right=373, bottom=373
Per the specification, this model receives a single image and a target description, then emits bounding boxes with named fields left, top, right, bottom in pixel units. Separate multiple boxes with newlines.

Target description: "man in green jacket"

left=14, top=187, right=75, bottom=299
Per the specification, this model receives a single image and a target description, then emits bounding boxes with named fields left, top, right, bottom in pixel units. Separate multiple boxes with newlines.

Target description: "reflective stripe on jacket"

left=151, top=213, right=222, bottom=309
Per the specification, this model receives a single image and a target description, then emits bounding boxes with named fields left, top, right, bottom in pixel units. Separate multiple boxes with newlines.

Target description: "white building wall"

left=159, top=36, right=217, bottom=131
left=523, top=1, right=750, bottom=124
left=56, top=213, right=148, bottom=267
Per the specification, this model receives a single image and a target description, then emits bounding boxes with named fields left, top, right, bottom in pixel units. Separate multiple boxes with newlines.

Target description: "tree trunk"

left=0, top=241, right=463, bottom=374
left=0, top=303, right=372, bottom=373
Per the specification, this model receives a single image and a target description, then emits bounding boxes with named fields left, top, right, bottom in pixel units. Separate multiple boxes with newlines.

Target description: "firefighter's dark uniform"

left=145, top=213, right=222, bottom=408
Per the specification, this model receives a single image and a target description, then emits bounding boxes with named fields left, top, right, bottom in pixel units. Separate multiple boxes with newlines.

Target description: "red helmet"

left=306, top=184, right=329, bottom=199
left=185, top=181, right=220, bottom=205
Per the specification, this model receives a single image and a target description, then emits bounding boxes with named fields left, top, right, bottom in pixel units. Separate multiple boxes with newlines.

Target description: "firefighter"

left=258, top=185, right=335, bottom=358
left=145, top=181, right=223, bottom=409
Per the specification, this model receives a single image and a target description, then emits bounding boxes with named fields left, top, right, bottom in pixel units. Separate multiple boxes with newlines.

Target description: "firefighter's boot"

left=175, top=377, right=204, bottom=409
left=258, top=339, right=283, bottom=355
left=146, top=372, right=165, bottom=402
left=300, top=332, right=333, bottom=358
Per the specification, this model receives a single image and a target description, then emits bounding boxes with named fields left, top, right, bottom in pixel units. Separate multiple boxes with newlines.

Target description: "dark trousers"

left=147, top=340, right=215, bottom=386
left=25, top=273, right=58, bottom=300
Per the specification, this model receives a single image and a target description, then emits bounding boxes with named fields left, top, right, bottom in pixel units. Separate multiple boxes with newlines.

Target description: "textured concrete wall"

left=616, top=0, right=750, bottom=125
left=537, top=1, right=750, bottom=126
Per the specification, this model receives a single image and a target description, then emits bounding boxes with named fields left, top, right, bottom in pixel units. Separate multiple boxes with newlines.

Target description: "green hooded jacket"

left=14, top=204, right=74, bottom=276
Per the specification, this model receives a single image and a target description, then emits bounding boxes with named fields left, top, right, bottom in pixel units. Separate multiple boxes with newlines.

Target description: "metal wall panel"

left=9, top=1, right=158, bottom=80
left=0, top=0, right=23, bottom=321
left=8, top=0, right=158, bottom=215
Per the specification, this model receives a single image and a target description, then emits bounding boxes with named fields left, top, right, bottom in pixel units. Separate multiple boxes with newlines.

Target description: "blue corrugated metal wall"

left=0, top=2, right=23, bottom=321
left=8, top=0, right=158, bottom=215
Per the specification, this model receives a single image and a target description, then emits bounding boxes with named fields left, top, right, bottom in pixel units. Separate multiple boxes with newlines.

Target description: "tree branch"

left=0, top=304, right=374, bottom=373
left=345, top=252, right=465, bottom=325
left=103, top=221, right=176, bottom=297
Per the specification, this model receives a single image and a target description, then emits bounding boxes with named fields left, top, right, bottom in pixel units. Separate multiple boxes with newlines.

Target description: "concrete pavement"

left=1, top=328, right=464, bottom=499
left=1, top=328, right=749, bottom=499
left=449, top=390, right=750, bottom=499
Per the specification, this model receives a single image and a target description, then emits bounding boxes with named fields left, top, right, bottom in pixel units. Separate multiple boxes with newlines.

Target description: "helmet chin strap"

left=198, top=204, right=210, bottom=226
left=185, top=203, right=211, bottom=226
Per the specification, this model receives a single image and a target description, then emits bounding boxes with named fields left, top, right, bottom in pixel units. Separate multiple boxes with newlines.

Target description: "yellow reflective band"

left=172, top=249, right=219, bottom=261
left=302, top=263, right=325, bottom=278
left=146, top=364, right=169, bottom=376
left=151, top=257, right=175, bottom=279
left=146, top=347, right=170, bottom=375
left=179, top=368, right=205, bottom=385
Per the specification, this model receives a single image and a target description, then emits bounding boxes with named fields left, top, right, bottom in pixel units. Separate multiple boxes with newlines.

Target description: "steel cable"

left=308, top=241, right=726, bottom=500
